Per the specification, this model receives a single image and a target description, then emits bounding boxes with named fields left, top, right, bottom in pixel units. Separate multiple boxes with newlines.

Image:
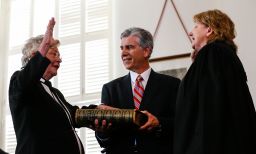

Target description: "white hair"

left=21, top=35, right=44, bottom=67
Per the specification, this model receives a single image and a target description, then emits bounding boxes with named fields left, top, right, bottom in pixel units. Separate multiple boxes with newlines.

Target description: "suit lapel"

left=121, top=73, right=135, bottom=109
left=37, top=82, right=54, bottom=100
left=140, top=70, right=157, bottom=110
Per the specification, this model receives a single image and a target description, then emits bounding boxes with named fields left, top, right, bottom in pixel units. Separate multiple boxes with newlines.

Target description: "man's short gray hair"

left=21, top=35, right=44, bottom=67
left=120, top=27, right=154, bottom=58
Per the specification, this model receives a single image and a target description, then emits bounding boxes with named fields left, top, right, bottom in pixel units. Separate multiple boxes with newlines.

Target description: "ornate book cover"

left=75, top=109, right=148, bottom=127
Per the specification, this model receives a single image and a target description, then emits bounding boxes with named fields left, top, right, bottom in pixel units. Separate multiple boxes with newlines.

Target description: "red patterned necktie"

left=133, top=75, right=144, bottom=109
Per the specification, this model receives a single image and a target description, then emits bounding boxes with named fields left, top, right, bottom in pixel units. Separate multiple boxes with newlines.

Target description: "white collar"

left=130, top=68, right=151, bottom=87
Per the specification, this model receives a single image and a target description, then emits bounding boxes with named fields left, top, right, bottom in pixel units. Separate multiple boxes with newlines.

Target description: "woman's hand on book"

left=97, top=104, right=119, bottom=110
left=93, top=119, right=112, bottom=133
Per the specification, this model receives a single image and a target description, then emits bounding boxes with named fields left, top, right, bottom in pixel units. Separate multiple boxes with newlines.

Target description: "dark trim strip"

left=149, top=52, right=190, bottom=63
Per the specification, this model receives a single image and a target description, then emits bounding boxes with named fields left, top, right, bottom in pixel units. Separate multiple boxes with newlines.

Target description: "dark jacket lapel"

left=140, top=70, right=157, bottom=110
left=121, top=73, right=135, bottom=108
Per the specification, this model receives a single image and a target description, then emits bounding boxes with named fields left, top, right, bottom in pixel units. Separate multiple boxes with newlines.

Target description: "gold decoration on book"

left=75, top=109, right=148, bottom=127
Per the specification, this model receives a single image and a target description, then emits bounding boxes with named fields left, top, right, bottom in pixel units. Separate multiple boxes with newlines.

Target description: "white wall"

left=112, top=0, right=256, bottom=106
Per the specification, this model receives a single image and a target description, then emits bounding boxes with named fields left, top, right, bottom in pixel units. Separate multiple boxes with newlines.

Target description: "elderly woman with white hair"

left=8, top=18, right=95, bottom=154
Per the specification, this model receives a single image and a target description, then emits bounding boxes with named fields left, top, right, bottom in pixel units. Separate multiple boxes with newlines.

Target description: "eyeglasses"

left=48, top=46, right=61, bottom=58
left=48, top=51, right=60, bottom=58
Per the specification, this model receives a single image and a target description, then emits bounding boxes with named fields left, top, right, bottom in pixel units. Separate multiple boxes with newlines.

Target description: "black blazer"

left=96, top=70, right=180, bottom=154
left=9, top=52, right=84, bottom=154
left=0, top=149, right=8, bottom=154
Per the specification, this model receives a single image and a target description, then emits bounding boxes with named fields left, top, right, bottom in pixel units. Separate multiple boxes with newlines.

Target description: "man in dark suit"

left=95, top=27, right=180, bottom=154
left=9, top=18, right=95, bottom=154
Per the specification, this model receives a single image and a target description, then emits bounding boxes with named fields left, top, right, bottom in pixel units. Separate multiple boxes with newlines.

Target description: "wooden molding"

left=149, top=52, right=190, bottom=63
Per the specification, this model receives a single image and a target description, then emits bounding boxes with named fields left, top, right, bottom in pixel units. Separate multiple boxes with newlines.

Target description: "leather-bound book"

left=75, top=109, right=148, bottom=127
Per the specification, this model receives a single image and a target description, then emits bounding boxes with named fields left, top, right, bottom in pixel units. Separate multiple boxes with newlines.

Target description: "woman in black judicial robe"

left=173, top=9, right=256, bottom=154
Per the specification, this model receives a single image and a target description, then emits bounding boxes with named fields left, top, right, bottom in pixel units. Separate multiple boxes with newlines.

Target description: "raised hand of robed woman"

left=38, top=17, right=55, bottom=56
